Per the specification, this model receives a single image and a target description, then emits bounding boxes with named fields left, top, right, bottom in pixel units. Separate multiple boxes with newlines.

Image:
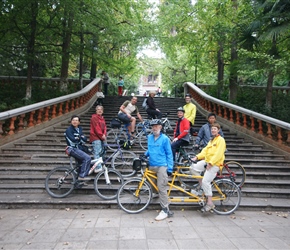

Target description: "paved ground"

left=0, top=208, right=289, bottom=250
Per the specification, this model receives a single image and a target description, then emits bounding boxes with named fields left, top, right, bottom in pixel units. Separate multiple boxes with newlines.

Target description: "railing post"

left=8, top=117, right=16, bottom=135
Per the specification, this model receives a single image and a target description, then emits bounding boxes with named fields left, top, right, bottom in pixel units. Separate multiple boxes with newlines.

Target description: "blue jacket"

left=195, top=122, right=224, bottom=147
left=65, top=125, right=88, bottom=148
left=145, top=133, right=173, bottom=172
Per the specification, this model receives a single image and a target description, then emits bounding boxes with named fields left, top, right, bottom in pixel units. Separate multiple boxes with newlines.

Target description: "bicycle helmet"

left=150, top=119, right=162, bottom=126
left=177, top=107, right=185, bottom=113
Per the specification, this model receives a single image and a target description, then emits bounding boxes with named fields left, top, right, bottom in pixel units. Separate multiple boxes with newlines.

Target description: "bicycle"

left=106, top=121, right=151, bottom=151
left=100, top=143, right=137, bottom=178
left=117, top=157, right=241, bottom=215
left=45, top=154, right=124, bottom=200
left=177, top=145, right=246, bottom=188
left=137, top=112, right=174, bottom=135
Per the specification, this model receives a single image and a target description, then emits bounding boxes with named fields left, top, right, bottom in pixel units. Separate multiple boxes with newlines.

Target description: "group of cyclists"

left=64, top=93, right=226, bottom=221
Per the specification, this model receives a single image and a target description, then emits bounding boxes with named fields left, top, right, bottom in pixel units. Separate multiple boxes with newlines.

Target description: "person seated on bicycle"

left=146, top=91, right=162, bottom=119
left=183, top=93, right=197, bottom=135
left=194, top=112, right=224, bottom=150
left=143, top=119, right=173, bottom=221
left=171, top=107, right=190, bottom=162
left=117, top=96, right=143, bottom=139
left=90, top=105, right=107, bottom=173
left=189, top=122, right=226, bottom=212
left=65, top=115, right=91, bottom=181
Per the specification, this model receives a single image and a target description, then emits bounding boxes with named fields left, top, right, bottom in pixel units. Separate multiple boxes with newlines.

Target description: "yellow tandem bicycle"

left=117, top=157, right=242, bottom=215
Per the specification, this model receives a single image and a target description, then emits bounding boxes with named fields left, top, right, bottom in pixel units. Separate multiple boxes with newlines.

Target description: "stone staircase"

left=0, top=96, right=290, bottom=211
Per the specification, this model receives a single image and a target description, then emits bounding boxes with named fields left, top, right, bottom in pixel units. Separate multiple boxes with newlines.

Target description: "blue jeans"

left=92, top=140, right=103, bottom=168
left=68, top=147, right=91, bottom=178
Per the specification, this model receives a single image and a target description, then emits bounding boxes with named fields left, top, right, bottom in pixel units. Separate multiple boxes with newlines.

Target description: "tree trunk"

left=217, top=40, right=224, bottom=99
left=60, top=8, right=74, bottom=92
left=229, top=0, right=238, bottom=102
left=25, top=1, right=38, bottom=100
left=79, top=32, right=84, bottom=89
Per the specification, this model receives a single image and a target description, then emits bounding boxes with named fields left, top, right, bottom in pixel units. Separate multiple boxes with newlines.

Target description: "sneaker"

left=155, top=210, right=168, bottom=221
left=78, top=176, right=91, bottom=181
left=201, top=203, right=215, bottom=212
left=190, top=189, right=203, bottom=196
left=94, top=167, right=102, bottom=173
left=152, top=193, right=159, bottom=199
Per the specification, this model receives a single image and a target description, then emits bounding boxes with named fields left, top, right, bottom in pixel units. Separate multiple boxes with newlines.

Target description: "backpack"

left=142, top=98, right=148, bottom=110
left=110, top=118, right=121, bottom=128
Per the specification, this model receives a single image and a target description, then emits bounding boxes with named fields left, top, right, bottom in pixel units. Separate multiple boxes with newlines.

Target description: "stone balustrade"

left=184, top=82, right=290, bottom=154
left=0, top=78, right=100, bottom=145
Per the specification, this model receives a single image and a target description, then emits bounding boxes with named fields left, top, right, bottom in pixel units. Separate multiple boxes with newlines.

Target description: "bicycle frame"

left=136, top=166, right=226, bottom=204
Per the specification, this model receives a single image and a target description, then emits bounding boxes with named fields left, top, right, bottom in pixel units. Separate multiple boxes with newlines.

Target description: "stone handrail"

left=0, top=78, right=101, bottom=145
left=184, top=82, right=290, bottom=154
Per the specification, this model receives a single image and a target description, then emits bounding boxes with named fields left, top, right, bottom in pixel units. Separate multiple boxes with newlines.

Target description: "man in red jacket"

left=90, top=105, right=107, bottom=173
left=171, top=107, right=190, bottom=162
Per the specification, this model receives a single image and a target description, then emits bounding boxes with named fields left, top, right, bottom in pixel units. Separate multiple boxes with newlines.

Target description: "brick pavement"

left=0, top=208, right=289, bottom=249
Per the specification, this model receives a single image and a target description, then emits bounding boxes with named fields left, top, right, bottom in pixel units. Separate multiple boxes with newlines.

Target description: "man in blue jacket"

left=194, top=113, right=224, bottom=149
left=144, top=119, right=173, bottom=221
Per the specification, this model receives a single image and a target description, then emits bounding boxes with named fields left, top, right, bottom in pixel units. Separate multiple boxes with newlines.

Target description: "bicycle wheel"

left=212, top=179, right=241, bottom=215
left=163, top=119, right=173, bottom=133
left=136, top=121, right=151, bottom=134
left=106, top=129, right=128, bottom=150
left=45, top=166, right=76, bottom=198
left=111, top=150, right=137, bottom=177
left=221, top=161, right=246, bottom=188
left=139, top=130, right=152, bottom=151
left=94, top=169, right=124, bottom=200
left=117, top=178, right=152, bottom=214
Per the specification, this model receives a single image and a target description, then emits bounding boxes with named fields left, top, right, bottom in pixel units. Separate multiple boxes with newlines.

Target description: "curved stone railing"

left=184, top=82, right=290, bottom=154
left=0, top=78, right=101, bottom=145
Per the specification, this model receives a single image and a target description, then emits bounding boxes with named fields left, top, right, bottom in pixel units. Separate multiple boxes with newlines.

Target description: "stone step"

left=1, top=96, right=290, bottom=211
left=1, top=192, right=290, bottom=210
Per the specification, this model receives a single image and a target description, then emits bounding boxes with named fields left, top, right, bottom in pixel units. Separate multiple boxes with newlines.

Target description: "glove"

left=167, top=170, right=173, bottom=176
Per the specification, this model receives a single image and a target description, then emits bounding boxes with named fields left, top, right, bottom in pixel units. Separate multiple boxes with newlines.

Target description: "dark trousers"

left=171, top=140, right=189, bottom=161
left=146, top=109, right=162, bottom=119
left=103, top=83, right=109, bottom=95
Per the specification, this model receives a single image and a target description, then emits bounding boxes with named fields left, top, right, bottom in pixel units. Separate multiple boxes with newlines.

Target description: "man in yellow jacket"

left=183, top=94, right=197, bottom=135
left=189, top=122, right=226, bottom=212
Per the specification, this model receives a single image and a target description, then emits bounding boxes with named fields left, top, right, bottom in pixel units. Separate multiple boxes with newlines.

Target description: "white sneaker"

left=155, top=210, right=168, bottom=221
left=94, top=167, right=102, bottom=173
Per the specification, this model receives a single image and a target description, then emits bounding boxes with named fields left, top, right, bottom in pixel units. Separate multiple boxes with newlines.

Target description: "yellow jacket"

left=196, top=135, right=226, bottom=170
left=183, top=102, right=196, bottom=125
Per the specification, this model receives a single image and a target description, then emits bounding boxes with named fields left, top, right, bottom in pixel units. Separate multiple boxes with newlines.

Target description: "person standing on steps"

left=89, top=105, right=107, bottom=173
left=183, top=93, right=197, bottom=135
left=143, top=119, right=174, bottom=221
left=65, top=115, right=91, bottom=181
left=118, top=76, right=124, bottom=97
left=101, top=70, right=110, bottom=96
left=156, top=86, right=162, bottom=97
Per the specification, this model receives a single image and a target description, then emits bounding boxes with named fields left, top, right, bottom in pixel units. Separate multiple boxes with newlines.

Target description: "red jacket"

left=174, top=117, right=190, bottom=142
left=90, top=114, right=107, bottom=142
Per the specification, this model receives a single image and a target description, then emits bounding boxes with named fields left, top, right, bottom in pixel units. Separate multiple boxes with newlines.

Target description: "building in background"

left=138, top=72, right=162, bottom=96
